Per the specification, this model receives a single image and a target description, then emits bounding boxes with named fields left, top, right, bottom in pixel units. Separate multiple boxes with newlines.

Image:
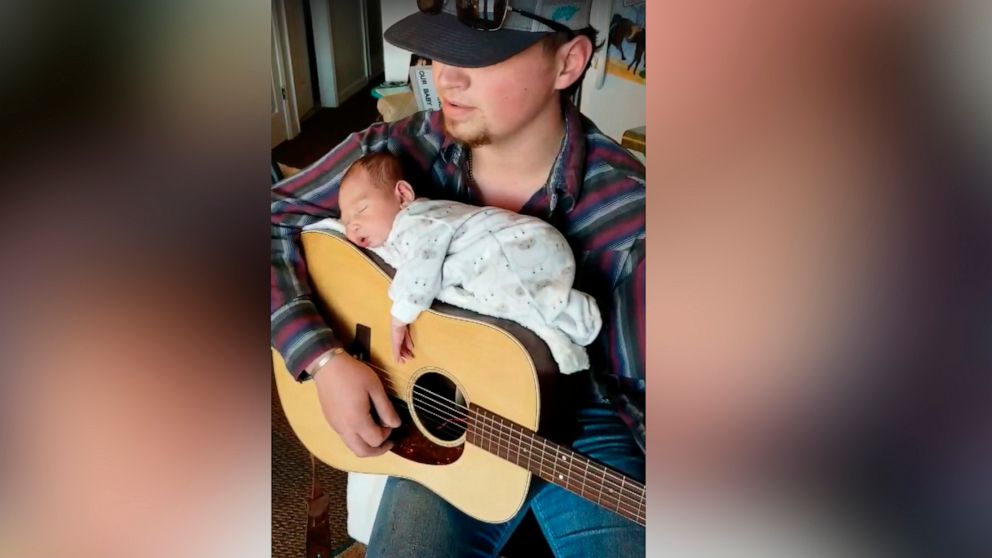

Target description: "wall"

left=283, top=0, right=314, bottom=118
left=379, top=2, right=417, bottom=83
left=329, top=0, right=369, bottom=101
left=365, top=0, right=384, bottom=77
left=578, top=61, right=646, bottom=146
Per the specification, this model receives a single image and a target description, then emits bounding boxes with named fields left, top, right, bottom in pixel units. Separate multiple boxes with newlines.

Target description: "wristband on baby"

left=307, top=347, right=346, bottom=380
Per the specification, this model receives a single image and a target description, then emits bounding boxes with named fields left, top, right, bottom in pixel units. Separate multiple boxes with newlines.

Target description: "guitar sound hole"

left=411, top=372, right=467, bottom=442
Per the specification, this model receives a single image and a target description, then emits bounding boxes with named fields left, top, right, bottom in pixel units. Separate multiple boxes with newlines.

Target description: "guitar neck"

left=465, top=405, right=645, bottom=526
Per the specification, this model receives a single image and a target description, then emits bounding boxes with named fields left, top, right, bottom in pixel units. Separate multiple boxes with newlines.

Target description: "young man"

left=271, top=1, right=645, bottom=555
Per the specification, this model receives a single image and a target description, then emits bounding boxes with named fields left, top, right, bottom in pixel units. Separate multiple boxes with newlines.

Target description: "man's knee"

left=366, top=478, right=501, bottom=558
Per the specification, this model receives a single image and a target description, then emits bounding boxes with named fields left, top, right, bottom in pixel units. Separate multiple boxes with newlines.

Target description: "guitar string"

left=385, top=388, right=467, bottom=439
left=375, top=385, right=468, bottom=439
left=376, top=371, right=643, bottom=496
left=374, top=371, right=646, bottom=515
left=381, top=374, right=645, bottom=511
left=324, top=367, right=643, bottom=521
left=393, top=389, right=643, bottom=523
left=364, top=366, right=645, bottom=517
left=471, top=406, right=646, bottom=524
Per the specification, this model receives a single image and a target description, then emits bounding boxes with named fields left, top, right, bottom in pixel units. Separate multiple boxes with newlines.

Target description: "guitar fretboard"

left=465, top=405, right=645, bottom=526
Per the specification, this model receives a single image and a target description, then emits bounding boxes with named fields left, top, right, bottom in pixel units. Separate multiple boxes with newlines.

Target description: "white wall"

left=579, top=65, right=645, bottom=146
left=380, top=2, right=417, bottom=83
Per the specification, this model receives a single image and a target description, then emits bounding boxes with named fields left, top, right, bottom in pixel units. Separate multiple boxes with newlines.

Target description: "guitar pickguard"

left=348, top=321, right=465, bottom=466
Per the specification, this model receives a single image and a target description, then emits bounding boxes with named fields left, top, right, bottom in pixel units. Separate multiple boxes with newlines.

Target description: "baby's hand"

left=391, top=316, right=415, bottom=364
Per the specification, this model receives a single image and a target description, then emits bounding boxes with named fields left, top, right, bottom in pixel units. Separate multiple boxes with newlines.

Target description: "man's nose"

left=433, top=62, right=467, bottom=91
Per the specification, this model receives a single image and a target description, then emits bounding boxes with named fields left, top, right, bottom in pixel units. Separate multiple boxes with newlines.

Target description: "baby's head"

left=339, top=152, right=415, bottom=248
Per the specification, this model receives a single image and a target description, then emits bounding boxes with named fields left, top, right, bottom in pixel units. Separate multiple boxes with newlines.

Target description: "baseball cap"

left=384, top=0, right=592, bottom=68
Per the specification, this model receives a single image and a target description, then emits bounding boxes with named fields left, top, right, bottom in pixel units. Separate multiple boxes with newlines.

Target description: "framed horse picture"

left=606, top=0, right=645, bottom=84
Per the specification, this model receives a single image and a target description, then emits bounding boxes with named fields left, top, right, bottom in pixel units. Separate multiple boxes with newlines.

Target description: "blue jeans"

left=366, top=378, right=645, bottom=558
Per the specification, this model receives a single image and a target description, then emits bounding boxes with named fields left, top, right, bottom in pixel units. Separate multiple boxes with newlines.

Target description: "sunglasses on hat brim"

left=418, top=0, right=576, bottom=37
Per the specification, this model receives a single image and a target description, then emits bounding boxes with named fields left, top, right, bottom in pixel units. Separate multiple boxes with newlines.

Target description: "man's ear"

left=395, top=179, right=416, bottom=206
left=553, top=35, right=594, bottom=92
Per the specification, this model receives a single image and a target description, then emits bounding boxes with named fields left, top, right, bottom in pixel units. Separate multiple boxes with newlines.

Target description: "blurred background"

left=0, top=0, right=988, bottom=557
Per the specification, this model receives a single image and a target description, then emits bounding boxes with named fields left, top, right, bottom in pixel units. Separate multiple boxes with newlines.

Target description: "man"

left=271, top=1, right=645, bottom=555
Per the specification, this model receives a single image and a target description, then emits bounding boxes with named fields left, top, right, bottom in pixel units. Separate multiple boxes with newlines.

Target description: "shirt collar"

left=547, top=100, right=585, bottom=214
left=437, top=111, right=460, bottom=164
left=437, top=100, right=587, bottom=213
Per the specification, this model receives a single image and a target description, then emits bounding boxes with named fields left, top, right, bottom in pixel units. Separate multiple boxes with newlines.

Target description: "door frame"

left=272, top=0, right=302, bottom=143
left=310, top=0, right=374, bottom=108
left=271, top=18, right=288, bottom=147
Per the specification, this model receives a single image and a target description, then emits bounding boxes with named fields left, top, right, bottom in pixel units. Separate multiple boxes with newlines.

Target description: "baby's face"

left=339, top=167, right=403, bottom=248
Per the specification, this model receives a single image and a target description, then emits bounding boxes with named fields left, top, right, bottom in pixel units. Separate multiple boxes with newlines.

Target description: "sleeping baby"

left=307, top=152, right=601, bottom=374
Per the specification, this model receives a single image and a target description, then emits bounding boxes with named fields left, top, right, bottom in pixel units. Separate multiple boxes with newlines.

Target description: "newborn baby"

left=309, top=152, right=601, bottom=374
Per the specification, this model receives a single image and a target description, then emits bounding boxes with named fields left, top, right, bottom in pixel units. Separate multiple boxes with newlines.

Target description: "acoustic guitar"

left=272, top=230, right=645, bottom=526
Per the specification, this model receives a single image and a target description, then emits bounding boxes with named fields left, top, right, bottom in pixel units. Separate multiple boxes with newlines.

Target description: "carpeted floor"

left=272, top=375, right=366, bottom=557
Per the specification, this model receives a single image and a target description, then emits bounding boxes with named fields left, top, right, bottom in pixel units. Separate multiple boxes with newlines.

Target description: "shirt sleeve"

left=271, top=114, right=433, bottom=379
left=602, top=237, right=646, bottom=389
left=596, top=237, right=646, bottom=449
left=387, top=216, right=456, bottom=324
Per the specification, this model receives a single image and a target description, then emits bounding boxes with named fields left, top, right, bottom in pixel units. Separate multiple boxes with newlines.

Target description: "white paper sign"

left=409, top=66, right=442, bottom=112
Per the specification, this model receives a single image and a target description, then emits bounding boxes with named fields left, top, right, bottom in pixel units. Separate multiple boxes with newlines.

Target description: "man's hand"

left=391, top=317, right=415, bottom=363
left=313, top=352, right=402, bottom=458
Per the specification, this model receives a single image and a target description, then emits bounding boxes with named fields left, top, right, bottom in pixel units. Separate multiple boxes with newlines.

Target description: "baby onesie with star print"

left=308, top=198, right=601, bottom=374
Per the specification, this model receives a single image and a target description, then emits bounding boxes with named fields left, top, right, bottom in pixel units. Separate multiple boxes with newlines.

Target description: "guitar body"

left=273, top=230, right=561, bottom=523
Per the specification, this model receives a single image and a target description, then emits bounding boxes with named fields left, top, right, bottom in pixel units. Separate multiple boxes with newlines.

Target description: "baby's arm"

left=389, top=217, right=454, bottom=322
left=387, top=217, right=455, bottom=361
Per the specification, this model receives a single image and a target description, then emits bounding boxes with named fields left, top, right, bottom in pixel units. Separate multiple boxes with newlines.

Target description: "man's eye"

left=359, top=206, right=368, bottom=214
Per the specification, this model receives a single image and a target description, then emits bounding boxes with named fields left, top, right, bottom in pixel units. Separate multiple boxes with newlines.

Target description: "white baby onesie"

left=305, top=199, right=601, bottom=373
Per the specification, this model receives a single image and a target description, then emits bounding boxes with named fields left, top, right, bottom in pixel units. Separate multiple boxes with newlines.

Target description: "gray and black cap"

left=384, top=0, right=592, bottom=68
